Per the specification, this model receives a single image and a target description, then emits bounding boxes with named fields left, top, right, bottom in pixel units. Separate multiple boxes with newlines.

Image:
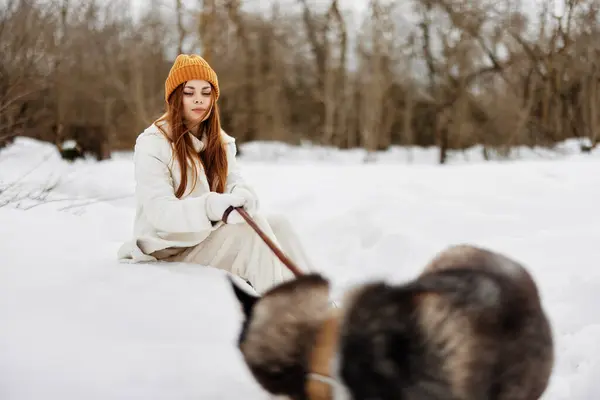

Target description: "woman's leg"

left=265, top=213, right=317, bottom=274
left=165, top=212, right=295, bottom=294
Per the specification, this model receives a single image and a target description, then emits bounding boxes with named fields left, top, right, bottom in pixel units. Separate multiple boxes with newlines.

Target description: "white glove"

left=232, top=186, right=258, bottom=216
left=205, top=193, right=245, bottom=223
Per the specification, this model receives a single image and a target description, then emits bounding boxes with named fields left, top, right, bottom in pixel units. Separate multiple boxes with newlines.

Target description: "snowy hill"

left=1, top=136, right=599, bottom=399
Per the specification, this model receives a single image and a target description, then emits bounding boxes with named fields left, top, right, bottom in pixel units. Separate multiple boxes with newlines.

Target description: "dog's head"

left=229, top=273, right=331, bottom=397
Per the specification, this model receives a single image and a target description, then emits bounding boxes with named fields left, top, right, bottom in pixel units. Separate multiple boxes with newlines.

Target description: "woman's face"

left=182, top=79, right=213, bottom=126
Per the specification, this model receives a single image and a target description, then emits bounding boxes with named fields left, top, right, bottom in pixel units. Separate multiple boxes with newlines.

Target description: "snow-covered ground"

left=1, top=136, right=599, bottom=399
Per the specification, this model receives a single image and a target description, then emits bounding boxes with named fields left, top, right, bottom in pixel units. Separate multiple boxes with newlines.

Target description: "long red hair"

left=154, top=83, right=228, bottom=198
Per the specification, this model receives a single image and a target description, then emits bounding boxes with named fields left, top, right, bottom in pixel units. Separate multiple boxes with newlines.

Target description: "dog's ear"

left=228, top=275, right=259, bottom=319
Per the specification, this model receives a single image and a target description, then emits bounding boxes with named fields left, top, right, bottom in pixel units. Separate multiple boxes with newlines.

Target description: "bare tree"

left=0, top=0, right=53, bottom=147
left=175, top=0, right=185, bottom=53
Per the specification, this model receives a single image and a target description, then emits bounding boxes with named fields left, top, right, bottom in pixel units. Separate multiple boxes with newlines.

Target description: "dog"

left=229, top=244, right=554, bottom=400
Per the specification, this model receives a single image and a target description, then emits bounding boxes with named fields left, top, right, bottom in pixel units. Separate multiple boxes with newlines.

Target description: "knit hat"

left=164, top=54, right=219, bottom=102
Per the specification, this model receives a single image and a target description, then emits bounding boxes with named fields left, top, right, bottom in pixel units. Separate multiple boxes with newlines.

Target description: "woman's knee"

left=264, top=213, right=293, bottom=236
left=217, top=220, right=256, bottom=238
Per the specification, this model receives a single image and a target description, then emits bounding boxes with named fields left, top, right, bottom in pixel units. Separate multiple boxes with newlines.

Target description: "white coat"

left=118, top=122, right=313, bottom=293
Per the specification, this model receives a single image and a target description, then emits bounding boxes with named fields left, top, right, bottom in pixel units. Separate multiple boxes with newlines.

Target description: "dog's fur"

left=229, top=244, right=554, bottom=400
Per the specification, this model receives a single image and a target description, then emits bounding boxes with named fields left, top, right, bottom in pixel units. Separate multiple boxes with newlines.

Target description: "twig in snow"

left=57, top=194, right=133, bottom=211
left=0, top=150, right=55, bottom=195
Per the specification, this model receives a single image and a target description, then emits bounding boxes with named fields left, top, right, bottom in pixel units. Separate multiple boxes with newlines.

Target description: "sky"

left=129, top=0, right=368, bottom=20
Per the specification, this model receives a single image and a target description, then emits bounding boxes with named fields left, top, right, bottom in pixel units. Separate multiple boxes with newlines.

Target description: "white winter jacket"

left=117, top=122, right=256, bottom=262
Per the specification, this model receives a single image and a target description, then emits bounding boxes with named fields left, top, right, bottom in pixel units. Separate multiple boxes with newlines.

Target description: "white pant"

left=158, top=213, right=315, bottom=294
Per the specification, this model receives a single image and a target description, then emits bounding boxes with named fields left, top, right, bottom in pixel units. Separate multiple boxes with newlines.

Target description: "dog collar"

left=306, top=310, right=349, bottom=399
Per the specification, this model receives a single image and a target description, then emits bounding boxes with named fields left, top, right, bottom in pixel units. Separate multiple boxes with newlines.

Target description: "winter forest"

left=3, top=0, right=600, bottom=162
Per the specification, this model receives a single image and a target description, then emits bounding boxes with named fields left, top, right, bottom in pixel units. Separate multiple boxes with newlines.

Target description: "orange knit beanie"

left=164, top=54, right=219, bottom=102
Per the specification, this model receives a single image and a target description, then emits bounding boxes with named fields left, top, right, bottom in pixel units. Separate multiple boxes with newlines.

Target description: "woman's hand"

left=206, top=193, right=245, bottom=223
left=232, top=186, right=257, bottom=216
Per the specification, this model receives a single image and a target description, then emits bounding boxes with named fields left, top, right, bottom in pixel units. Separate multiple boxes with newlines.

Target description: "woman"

left=118, top=54, right=314, bottom=294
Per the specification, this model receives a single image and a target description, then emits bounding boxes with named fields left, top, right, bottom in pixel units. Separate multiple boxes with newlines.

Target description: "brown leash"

left=222, top=206, right=304, bottom=278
